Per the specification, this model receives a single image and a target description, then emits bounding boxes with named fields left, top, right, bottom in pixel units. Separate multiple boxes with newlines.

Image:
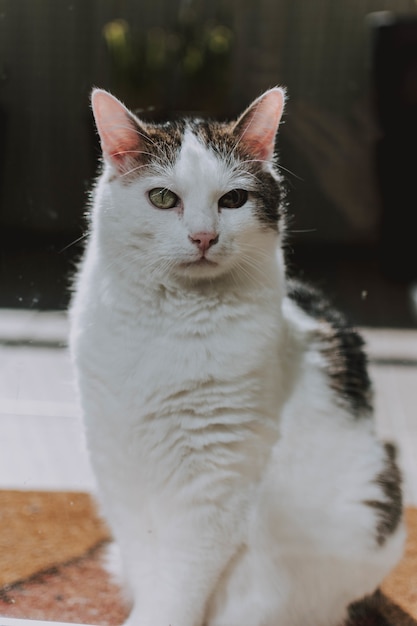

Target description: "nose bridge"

left=176, top=129, right=221, bottom=236
left=183, top=196, right=219, bottom=235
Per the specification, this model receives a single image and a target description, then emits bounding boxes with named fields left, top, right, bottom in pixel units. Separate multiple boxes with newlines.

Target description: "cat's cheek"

left=220, top=203, right=257, bottom=230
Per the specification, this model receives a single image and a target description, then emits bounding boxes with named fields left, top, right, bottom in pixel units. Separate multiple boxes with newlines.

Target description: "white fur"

left=70, top=128, right=405, bottom=626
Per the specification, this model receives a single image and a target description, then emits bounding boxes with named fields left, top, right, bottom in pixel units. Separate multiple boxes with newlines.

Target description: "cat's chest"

left=79, top=288, right=282, bottom=424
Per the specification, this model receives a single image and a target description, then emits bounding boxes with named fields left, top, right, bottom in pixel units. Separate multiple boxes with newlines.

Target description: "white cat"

left=69, top=87, right=405, bottom=626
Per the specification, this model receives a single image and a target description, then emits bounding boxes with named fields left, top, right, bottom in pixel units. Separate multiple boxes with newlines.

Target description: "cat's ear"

left=233, top=87, right=286, bottom=162
left=91, top=89, right=146, bottom=172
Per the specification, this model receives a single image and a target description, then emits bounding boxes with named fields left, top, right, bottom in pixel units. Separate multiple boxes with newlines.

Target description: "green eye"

left=148, top=188, right=179, bottom=209
left=219, top=189, right=248, bottom=209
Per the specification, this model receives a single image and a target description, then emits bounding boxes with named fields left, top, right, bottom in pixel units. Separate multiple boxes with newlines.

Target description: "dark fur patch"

left=145, top=120, right=186, bottom=166
left=192, top=119, right=285, bottom=229
left=112, top=118, right=186, bottom=184
left=365, top=442, right=403, bottom=546
left=347, top=589, right=416, bottom=626
left=288, top=280, right=373, bottom=416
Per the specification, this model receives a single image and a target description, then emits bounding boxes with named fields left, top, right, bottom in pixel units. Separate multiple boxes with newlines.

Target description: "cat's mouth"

left=181, top=258, right=218, bottom=268
left=177, top=256, right=223, bottom=278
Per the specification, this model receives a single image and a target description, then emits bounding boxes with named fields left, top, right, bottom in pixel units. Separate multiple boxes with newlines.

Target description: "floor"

left=0, top=310, right=416, bottom=506
left=0, top=310, right=95, bottom=493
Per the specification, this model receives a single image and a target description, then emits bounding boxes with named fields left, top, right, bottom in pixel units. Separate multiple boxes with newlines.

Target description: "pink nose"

left=188, top=232, right=219, bottom=253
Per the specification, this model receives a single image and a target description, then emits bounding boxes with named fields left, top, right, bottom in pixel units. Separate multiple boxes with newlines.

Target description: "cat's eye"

left=148, top=188, right=179, bottom=209
left=219, top=189, right=248, bottom=209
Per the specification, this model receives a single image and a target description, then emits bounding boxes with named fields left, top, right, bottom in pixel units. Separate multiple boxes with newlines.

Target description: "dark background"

left=0, top=0, right=416, bottom=327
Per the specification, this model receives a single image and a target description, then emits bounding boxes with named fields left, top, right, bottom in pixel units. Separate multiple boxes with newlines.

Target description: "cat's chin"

left=176, top=258, right=226, bottom=281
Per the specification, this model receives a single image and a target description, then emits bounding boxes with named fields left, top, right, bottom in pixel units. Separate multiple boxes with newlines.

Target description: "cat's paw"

left=103, top=540, right=123, bottom=581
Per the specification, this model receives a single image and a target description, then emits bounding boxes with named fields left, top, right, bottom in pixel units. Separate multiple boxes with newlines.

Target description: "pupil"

left=222, top=189, right=247, bottom=208
left=149, top=188, right=177, bottom=209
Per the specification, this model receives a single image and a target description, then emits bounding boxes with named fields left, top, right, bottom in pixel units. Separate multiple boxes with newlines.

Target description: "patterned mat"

left=0, top=491, right=416, bottom=625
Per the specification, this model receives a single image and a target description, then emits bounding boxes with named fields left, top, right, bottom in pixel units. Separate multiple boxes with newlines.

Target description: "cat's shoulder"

left=285, top=279, right=372, bottom=416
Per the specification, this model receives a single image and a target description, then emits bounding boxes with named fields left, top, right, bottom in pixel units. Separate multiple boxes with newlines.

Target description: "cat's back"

left=283, top=278, right=372, bottom=419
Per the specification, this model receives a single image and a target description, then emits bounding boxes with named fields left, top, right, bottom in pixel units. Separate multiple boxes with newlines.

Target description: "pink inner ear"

left=91, top=89, right=141, bottom=163
left=235, top=88, right=285, bottom=162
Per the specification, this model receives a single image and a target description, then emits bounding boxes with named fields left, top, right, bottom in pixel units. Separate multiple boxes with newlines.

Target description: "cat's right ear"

left=91, top=89, right=145, bottom=172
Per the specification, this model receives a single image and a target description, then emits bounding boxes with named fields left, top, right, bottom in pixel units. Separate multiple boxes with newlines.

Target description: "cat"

left=69, top=87, right=405, bottom=626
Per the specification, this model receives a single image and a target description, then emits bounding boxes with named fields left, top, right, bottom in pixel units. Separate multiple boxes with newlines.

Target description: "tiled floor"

left=0, top=311, right=94, bottom=492
left=0, top=311, right=415, bottom=504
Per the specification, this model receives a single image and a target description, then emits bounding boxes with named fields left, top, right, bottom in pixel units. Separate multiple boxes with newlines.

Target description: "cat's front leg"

left=119, top=502, right=243, bottom=626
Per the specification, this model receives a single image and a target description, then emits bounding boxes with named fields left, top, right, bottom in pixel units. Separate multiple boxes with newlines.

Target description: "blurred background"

left=0, top=0, right=416, bottom=327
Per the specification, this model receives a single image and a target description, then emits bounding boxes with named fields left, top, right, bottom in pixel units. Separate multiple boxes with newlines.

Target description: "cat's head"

left=90, top=87, right=286, bottom=286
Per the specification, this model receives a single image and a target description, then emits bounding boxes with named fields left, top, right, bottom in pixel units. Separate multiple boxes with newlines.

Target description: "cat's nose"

left=188, top=232, right=219, bottom=253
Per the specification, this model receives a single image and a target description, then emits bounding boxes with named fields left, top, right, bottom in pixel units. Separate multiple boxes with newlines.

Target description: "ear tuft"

left=233, top=87, right=286, bottom=163
left=91, top=89, right=143, bottom=170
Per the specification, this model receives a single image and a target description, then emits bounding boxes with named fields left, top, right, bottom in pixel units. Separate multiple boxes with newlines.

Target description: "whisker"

left=233, top=262, right=259, bottom=285
left=102, top=122, right=161, bottom=151
left=228, top=266, right=243, bottom=290
left=233, top=110, right=260, bottom=154
left=276, top=164, right=304, bottom=181
left=120, top=163, right=151, bottom=178
left=113, top=149, right=166, bottom=165
left=59, top=233, right=89, bottom=253
left=287, top=228, right=317, bottom=234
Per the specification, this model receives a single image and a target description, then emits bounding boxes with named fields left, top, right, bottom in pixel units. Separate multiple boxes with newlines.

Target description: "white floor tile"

left=0, top=413, right=95, bottom=491
left=0, top=346, right=75, bottom=408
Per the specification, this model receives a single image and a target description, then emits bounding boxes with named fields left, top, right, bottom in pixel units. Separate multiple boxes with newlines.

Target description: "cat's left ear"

left=233, top=87, right=286, bottom=162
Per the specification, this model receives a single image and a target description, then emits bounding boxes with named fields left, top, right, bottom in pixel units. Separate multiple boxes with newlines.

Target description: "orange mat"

left=382, top=508, right=417, bottom=620
left=0, top=490, right=110, bottom=587
left=0, top=491, right=416, bottom=625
